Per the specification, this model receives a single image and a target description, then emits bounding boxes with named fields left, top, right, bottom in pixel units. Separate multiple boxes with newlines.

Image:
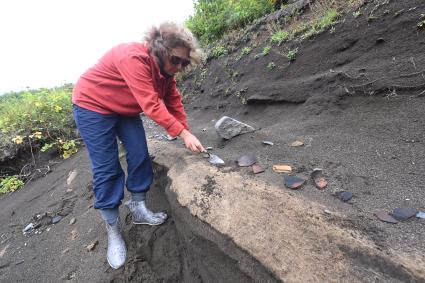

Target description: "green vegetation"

left=286, top=48, right=298, bottom=61
left=267, top=62, right=276, bottom=70
left=0, top=85, right=79, bottom=161
left=0, top=176, right=24, bottom=194
left=262, top=46, right=271, bottom=56
left=237, top=47, right=252, bottom=61
left=353, top=10, right=362, bottom=18
left=211, top=45, right=228, bottom=58
left=186, top=0, right=274, bottom=44
left=241, top=47, right=252, bottom=56
left=270, top=31, right=289, bottom=45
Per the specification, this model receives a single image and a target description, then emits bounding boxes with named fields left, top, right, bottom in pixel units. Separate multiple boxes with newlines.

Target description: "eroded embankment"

left=118, top=140, right=425, bottom=283
left=118, top=163, right=279, bottom=283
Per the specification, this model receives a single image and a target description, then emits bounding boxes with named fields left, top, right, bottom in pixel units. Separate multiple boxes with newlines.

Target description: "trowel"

left=202, top=150, right=225, bottom=166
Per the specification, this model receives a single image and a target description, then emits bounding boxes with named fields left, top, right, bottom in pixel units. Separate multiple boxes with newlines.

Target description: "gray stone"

left=215, top=116, right=255, bottom=140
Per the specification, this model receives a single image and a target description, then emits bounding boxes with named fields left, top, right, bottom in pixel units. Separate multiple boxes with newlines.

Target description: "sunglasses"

left=169, top=55, right=191, bottom=68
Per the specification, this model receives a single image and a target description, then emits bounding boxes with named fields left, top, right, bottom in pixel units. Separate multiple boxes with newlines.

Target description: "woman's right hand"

left=179, top=129, right=205, bottom=153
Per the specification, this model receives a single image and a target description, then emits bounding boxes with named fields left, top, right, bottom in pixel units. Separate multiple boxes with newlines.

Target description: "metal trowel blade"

left=208, top=153, right=225, bottom=166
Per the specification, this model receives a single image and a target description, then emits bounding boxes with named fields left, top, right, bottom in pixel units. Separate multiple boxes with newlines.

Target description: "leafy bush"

left=0, top=176, right=24, bottom=194
left=0, top=85, right=79, bottom=160
left=186, top=0, right=274, bottom=44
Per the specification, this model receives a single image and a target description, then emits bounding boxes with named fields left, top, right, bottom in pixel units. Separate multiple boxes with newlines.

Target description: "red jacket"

left=72, top=42, right=188, bottom=137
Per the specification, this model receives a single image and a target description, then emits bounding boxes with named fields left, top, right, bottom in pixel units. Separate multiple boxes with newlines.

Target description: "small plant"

left=234, top=87, right=248, bottom=105
left=270, top=31, right=289, bottom=45
left=0, top=176, right=24, bottom=194
left=267, top=62, right=276, bottom=70
left=286, top=48, right=298, bottom=61
left=211, top=45, right=228, bottom=58
left=241, top=47, right=252, bottom=56
left=236, top=47, right=252, bottom=61
left=353, top=10, right=362, bottom=18
left=418, top=14, right=425, bottom=29
left=57, top=139, right=79, bottom=159
left=262, top=46, right=271, bottom=56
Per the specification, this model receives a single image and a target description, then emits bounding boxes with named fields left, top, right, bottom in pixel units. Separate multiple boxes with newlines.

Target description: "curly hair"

left=144, top=22, right=203, bottom=66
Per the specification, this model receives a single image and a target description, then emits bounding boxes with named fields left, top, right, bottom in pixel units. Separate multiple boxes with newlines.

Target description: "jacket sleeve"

left=117, top=55, right=185, bottom=137
left=164, top=78, right=189, bottom=132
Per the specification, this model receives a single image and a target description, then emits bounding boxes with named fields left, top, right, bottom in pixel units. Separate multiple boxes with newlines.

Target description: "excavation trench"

left=118, top=162, right=279, bottom=283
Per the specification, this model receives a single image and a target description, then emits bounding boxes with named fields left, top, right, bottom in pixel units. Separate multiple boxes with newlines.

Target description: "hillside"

left=178, top=0, right=425, bottom=280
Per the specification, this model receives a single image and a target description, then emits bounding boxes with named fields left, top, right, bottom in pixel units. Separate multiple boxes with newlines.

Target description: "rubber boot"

left=105, top=217, right=126, bottom=269
left=125, top=200, right=167, bottom=225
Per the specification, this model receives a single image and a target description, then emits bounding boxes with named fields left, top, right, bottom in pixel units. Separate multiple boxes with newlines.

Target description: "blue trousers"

left=73, top=105, right=153, bottom=209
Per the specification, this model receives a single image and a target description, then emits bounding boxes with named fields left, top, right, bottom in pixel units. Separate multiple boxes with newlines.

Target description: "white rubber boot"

left=105, top=217, right=126, bottom=269
left=125, top=200, right=167, bottom=225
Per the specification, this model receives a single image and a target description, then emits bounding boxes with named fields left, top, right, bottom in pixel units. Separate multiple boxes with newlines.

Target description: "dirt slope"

left=177, top=0, right=425, bottom=280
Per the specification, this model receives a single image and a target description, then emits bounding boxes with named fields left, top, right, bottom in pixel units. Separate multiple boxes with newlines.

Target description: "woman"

left=72, top=22, right=205, bottom=269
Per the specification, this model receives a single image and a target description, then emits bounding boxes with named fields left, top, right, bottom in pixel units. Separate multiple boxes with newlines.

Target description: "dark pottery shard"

left=339, top=191, right=353, bottom=202
left=252, top=164, right=264, bottom=174
left=391, top=207, right=418, bottom=221
left=284, top=175, right=305, bottom=190
left=52, top=215, right=63, bottom=224
left=237, top=154, right=257, bottom=167
left=375, top=210, right=398, bottom=224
